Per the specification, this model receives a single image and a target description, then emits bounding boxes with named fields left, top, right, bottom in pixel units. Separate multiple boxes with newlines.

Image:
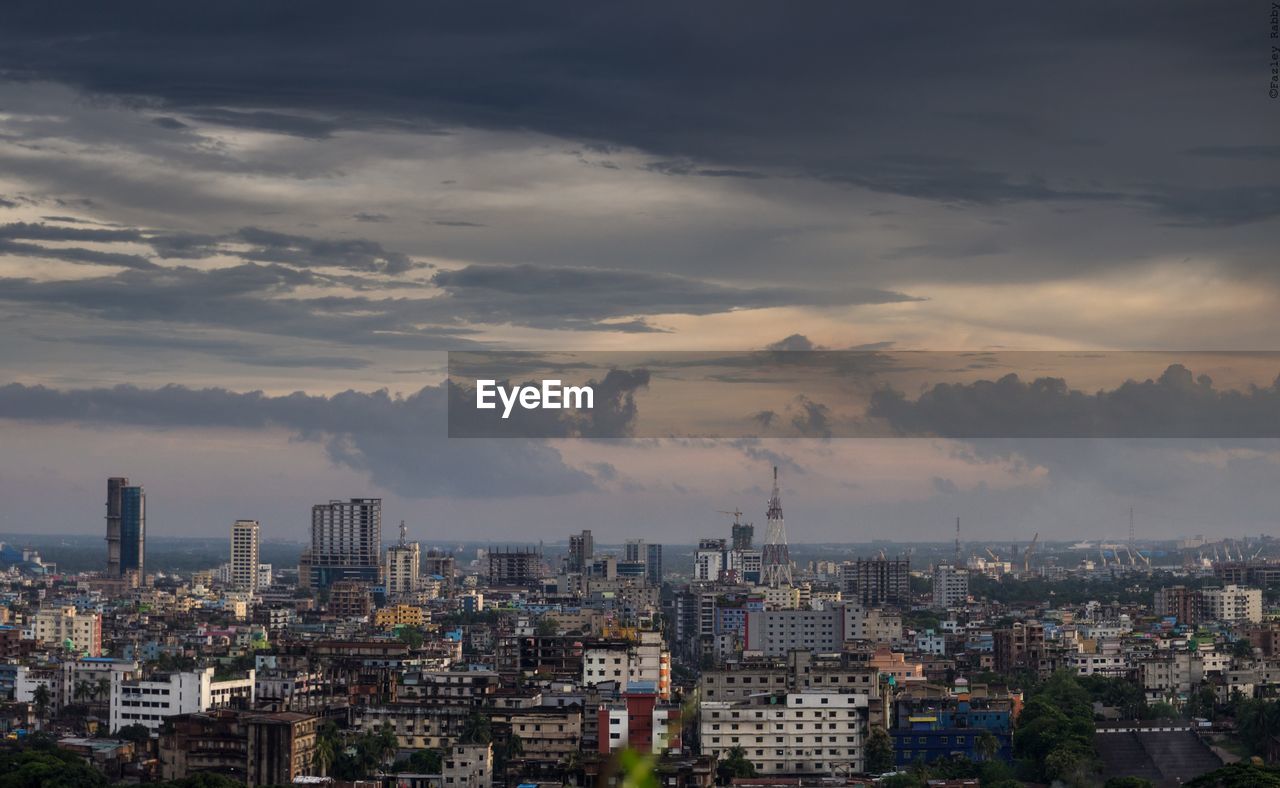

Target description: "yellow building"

left=374, top=604, right=425, bottom=630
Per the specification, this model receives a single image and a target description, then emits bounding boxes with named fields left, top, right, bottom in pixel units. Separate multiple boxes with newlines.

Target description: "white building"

left=1200, top=585, right=1262, bottom=623
left=694, top=545, right=724, bottom=582
left=231, top=519, right=261, bottom=595
left=932, top=564, right=969, bottom=609
left=385, top=540, right=422, bottom=596
left=110, top=667, right=255, bottom=731
left=700, top=692, right=867, bottom=777
left=583, top=631, right=672, bottom=698
left=443, top=743, right=492, bottom=786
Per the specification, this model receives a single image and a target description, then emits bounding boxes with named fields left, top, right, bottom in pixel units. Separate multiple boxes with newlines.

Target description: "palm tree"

left=459, top=711, right=492, bottom=745
left=372, top=723, right=399, bottom=772
left=313, top=721, right=341, bottom=776
left=32, top=684, right=51, bottom=727
left=97, top=677, right=112, bottom=704
left=976, top=730, right=1000, bottom=763
left=74, top=680, right=92, bottom=706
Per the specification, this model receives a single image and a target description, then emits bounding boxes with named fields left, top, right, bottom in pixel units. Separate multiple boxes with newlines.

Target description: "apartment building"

left=111, top=667, right=256, bottom=731
left=700, top=692, right=868, bottom=777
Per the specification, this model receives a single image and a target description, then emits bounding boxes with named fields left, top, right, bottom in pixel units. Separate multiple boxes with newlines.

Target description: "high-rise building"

left=231, top=520, right=261, bottom=595
left=568, top=530, right=593, bottom=573
left=306, top=498, right=382, bottom=589
left=106, top=477, right=145, bottom=580
left=931, top=564, right=969, bottom=610
left=841, top=557, right=911, bottom=608
left=488, top=547, right=543, bottom=586
left=731, top=521, right=754, bottom=551
left=385, top=520, right=421, bottom=596
left=646, top=543, right=664, bottom=586
left=423, top=549, right=457, bottom=591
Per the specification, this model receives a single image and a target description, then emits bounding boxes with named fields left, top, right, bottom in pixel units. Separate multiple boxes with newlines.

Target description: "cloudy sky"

left=0, top=2, right=1278, bottom=545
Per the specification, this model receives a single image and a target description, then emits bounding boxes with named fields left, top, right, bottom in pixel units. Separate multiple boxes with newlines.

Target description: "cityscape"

left=1, top=2, right=1277, bottom=787
left=0, top=467, right=1278, bottom=786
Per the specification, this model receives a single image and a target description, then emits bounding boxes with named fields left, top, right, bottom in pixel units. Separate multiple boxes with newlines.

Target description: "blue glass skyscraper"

left=106, top=477, right=145, bottom=579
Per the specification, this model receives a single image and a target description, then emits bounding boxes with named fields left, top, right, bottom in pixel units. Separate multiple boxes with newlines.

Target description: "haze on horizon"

left=1, top=2, right=1278, bottom=545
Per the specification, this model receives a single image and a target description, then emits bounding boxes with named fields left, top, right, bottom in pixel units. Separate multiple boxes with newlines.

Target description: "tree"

left=392, top=748, right=443, bottom=774
left=1186, top=763, right=1280, bottom=788
left=865, top=726, right=895, bottom=774
left=0, top=747, right=109, bottom=788
left=1105, top=778, right=1156, bottom=788
left=97, top=677, right=112, bottom=704
left=459, top=711, right=492, bottom=745
left=312, top=721, right=341, bottom=776
left=716, top=746, right=757, bottom=782
left=31, top=683, right=51, bottom=723
left=116, top=723, right=152, bottom=744
left=976, top=730, right=1000, bottom=764
left=537, top=617, right=560, bottom=636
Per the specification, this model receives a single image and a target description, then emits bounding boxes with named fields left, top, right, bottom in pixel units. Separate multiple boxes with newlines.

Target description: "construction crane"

left=1022, top=533, right=1039, bottom=573
left=1253, top=547, right=1265, bottom=560
left=1098, top=547, right=1108, bottom=567
left=985, top=547, right=1000, bottom=562
left=716, top=509, right=745, bottom=524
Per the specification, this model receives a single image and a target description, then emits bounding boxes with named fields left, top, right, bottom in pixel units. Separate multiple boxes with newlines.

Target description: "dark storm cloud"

left=233, top=227, right=415, bottom=274
left=68, top=333, right=373, bottom=370
left=0, top=382, right=594, bottom=498
left=0, top=1, right=1258, bottom=216
left=0, top=238, right=157, bottom=270
left=431, top=264, right=917, bottom=330
left=868, top=364, right=1280, bottom=438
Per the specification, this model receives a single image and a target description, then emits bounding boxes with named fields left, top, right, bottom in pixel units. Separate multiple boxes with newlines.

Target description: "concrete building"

left=700, top=692, right=867, bottom=777
left=305, top=498, right=382, bottom=589
left=111, top=667, right=256, bottom=731
left=841, top=557, right=911, bottom=608
left=33, top=606, right=102, bottom=656
left=569, top=530, right=594, bottom=574
left=1200, top=585, right=1262, bottom=623
left=231, top=519, right=261, bottom=595
left=443, top=742, right=492, bottom=786
left=583, top=632, right=671, bottom=698
left=487, top=547, right=542, bottom=586
left=932, top=564, right=969, bottom=610
left=385, top=525, right=422, bottom=596
left=599, top=683, right=682, bottom=755
left=158, top=708, right=319, bottom=787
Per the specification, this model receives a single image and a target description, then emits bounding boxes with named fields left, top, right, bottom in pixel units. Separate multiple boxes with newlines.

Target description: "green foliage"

left=1013, top=671, right=1098, bottom=785
left=114, top=723, right=151, bottom=744
left=1233, top=696, right=1280, bottom=758
left=618, top=748, right=659, bottom=788
left=536, top=617, right=559, bottom=636
left=1105, top=778, right=1156, bottom=788
left=459, top=712, right=492, bottom=745
left=865, top=726, right=895, bottom=774
left=1186, top=763, right=1280, bottom=788
left=391, top=748, right=442, bottom=774
left=1079, top=673, right=1148, bottom=719
left=146, top=776, right=247, bottom=788
left=715, top=746, right=757, bottom=782
left=0, top=747, right=109, bottom=788
left=395, top=627, right=425, bottom=649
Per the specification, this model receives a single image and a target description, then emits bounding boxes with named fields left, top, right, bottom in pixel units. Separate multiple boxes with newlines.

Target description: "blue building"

left=105, top=477, right=145, bottom=578
left=891, top=680, right=1015, bottom=767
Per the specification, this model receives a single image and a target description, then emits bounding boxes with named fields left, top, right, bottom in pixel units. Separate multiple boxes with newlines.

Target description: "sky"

left=0, top=2, right=1278, bottom=546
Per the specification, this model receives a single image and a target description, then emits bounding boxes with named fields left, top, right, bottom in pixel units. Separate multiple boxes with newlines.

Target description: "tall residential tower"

left=231, top=519, right=261, bottom=594
left=304, top=498, right=382, bottom=589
